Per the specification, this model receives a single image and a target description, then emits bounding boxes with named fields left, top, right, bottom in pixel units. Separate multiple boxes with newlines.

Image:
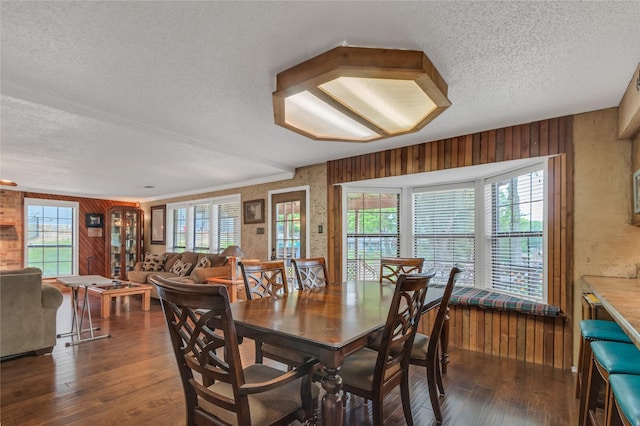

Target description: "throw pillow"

left=195, top=256, right=211, bottom=269
left=142, top=252, right=167, bottom=272
left=170, top=259, right=193, bottom=277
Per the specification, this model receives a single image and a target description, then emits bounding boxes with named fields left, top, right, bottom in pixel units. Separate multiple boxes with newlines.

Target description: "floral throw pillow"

left=142, top=252, right=167, bottom=272
left=170, top=259, right=192, bottom=277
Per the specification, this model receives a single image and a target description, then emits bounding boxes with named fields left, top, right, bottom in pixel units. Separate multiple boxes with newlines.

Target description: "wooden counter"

left=581, top=275, right=640, bottom=349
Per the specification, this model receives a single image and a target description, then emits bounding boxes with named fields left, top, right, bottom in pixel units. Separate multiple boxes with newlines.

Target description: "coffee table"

left=85, top=281, right=153, bottom=319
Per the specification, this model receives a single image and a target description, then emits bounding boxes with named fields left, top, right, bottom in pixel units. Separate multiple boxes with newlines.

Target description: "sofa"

left=128, top=252, right=229, bottom=298
left=0, top=267, right=64, bottom=360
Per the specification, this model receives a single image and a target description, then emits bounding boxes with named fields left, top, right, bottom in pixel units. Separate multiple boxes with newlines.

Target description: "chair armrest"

left=239, top=358, right=319, bottom=395
left=41, top=284, right=63, bottom=309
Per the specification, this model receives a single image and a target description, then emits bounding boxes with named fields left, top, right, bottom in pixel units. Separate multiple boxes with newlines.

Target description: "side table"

left=56, top=275, right=113, bottom=346
left=206, top=277, right=245, bottom=303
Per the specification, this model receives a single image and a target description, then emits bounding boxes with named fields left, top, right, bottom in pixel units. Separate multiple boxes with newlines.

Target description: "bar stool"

left=582, top=341, right=640, bottom=426
left=576, top=320, right=632, bottom=398
left=608, top=374, right=640, bottom=426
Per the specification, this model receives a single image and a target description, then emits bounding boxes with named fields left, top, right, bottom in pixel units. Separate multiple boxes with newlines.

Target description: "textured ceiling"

left=1, top=1, right=639, bottom=202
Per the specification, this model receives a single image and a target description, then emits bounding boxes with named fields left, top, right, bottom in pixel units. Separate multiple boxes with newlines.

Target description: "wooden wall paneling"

left=516, top=314, right=527, bottom=362
left=488, top=130, right=497, bottom=163
left=472, top=133, right=481, bottom=165
left=504, top=126, right=513, bottom=161
left=484, top=308, right=493, bottom=355
left=401, top=147, right=409, bottom=175
left=495, top=128, right=505, bottom=162
left=534, top=316, right=545, bottom=365
left=437, top=139, right=446, bottom=170
left=540, top=120, right=549, bottom=156
left=500, top=310, right=510, bottom=358
left=450, top=137, right=459, bottom=168
left=462, top=305, right=470, bottom=349
left=563, top=118, right=575, bottom=370
left=526, top=316, right=536, bottom=364
left=492, top=311, right=501, bottom=356
left=508, top=311, right=518, bottom=359
left=476, top=308, right=485, bottom=352
left=549, top=118, right=559, bottom=155
left=469, top=305, right=477, bottom=351
left=530, top=121, right=540, bottom=157
left=418, top=144, right=426, bottom=173
left=512, top=125, right=522, bottom=160
left=521, top=123, right=531, bottom=159
left=544, top=318, right=555, bottom=367
left=554, top=318, right=565, bottom=369
left=385, top=150, right=392, bottom=176
left=480, top=131, right=489, bottom=164
left=464, top=134, right=473, bottom=166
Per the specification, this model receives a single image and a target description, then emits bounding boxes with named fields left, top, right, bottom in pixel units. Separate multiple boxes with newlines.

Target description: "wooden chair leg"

left=400, top=375, right=415, bottom=426
left=372, top=397, right=383, bottom=426
left=427, top=355, right=443, bottom=424
left=435, top=346, right=445, bottom=396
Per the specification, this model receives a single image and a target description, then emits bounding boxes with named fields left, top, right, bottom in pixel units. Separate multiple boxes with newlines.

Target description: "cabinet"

left=106, top=207, right=143, bottom=280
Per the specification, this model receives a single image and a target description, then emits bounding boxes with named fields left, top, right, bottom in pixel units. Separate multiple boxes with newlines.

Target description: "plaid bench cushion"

left=440, top=285, right=563, bottom=317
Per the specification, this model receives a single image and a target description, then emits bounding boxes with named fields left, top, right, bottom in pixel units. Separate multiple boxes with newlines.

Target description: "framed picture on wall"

left=85, top=213, right=104, bottom=228
left=151, top=205, right=166, bottom=244
left=634, top=169, right=640, bottom=214
left=243, top=199, right=265, bottom=224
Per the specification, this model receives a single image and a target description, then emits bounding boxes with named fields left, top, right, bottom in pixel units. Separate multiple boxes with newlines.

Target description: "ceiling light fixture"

left=0, top=180, right=18, bottom=186
left=272, top=46, right=451, bottom=142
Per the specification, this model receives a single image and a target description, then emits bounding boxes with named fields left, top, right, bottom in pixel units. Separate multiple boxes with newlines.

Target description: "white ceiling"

left=1, top=1, right=639, bottom=202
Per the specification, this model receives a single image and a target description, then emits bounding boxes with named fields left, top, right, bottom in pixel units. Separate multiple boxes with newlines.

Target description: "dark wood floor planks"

left=1, top=290, right=579, bottom=425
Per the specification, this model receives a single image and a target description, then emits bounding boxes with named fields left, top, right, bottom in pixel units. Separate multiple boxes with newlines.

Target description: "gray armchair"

left=0, top=268, right=63, bottom=360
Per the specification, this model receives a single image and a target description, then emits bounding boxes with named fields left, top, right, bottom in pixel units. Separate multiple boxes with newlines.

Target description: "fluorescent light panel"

left=319, top=77, right=437, bottom=134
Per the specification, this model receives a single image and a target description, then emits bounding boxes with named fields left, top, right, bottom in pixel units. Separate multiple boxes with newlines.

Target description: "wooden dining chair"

left=239, top=260, right=308, bottom=368
left=408, top=266, right=463, bottom=425
left=292, top=257, right=328, bottom=290
left=150, top=275, right=319, bottom=426
left=379, top=257, right=424, bottom=283
left=337, top=273, right=433, bottom=426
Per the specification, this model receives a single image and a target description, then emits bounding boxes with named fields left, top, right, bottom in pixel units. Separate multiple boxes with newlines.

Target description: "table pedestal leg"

left=321, top=367, right=343, bottom=426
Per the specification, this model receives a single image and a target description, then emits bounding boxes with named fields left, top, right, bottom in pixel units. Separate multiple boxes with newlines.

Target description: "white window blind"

left=345, top=191, right=400, bottom=280
left=484, top=168, right=545, bottom=301
left=167, top=195, right=240, bottom=254
left=413, top=186, right=475, bottom=285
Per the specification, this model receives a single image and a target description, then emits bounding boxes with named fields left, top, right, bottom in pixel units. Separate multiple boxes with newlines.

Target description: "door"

left=271, top=190, right=306, bottom=266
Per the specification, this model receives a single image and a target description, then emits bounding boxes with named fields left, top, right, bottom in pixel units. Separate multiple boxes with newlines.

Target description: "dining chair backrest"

left=379, top=257, right=424, bottom=284
left=374, top=273, right=433, bottom=389
left=239, top=260, right=289, bottom=300
left=150, top=275, right=246, bottom=425
left=292, top=257, right=328, bottom=290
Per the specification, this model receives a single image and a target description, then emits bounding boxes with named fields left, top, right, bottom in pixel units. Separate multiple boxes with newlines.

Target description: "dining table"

left=229, top=279, right=447, bottom=426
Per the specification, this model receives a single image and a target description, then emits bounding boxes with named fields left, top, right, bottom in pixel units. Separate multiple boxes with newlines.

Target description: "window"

left=24, top=198, right=79, bottom=277
left=167, top=195, right=240, bottom=253
left=413, top=185, right=476, bottom=286
left=343, top=161, right=548, bottom=302
left=485, top=168, right=545, bottom=301
left=344, top=190, right=400, bottom=280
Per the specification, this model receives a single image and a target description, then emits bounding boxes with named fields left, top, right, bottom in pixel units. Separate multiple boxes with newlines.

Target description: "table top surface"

left=57, top=275, right=114, bottom=287
left=86, top=282, right=152, bottom=293
left=581, top=275, right=640, bottom=349
left=230, top=280, right=444, bottom=359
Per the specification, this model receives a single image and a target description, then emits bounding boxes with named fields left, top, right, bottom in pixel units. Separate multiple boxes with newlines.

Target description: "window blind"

left=485, top=169, right=545, bottom=301
left=413, top=186, right=475, bottom=285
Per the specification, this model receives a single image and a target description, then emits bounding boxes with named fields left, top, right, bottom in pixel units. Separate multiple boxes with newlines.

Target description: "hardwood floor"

left=1, top=290, right=580, bottom=425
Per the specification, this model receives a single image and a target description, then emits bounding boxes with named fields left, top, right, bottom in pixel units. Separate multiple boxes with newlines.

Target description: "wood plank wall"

left=326, top=116, right=574, bottom=370
left=23, top=192, right=137, bottom=276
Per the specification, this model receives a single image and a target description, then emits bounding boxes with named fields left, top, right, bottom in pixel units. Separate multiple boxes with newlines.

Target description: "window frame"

left=23, top=198, right=79, bottom=277
left=166, top=194, right=241, bottom=253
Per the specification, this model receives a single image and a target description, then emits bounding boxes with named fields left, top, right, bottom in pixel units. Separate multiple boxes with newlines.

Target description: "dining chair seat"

left=338, top=347, right=402, bottom=391
left=201, top=363, right=320, bottom=426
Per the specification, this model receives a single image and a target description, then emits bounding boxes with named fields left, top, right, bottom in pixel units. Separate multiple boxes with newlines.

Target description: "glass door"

left=271, top=191, right=306, bottom=289
left=109, top=210, right=122, bottom=279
